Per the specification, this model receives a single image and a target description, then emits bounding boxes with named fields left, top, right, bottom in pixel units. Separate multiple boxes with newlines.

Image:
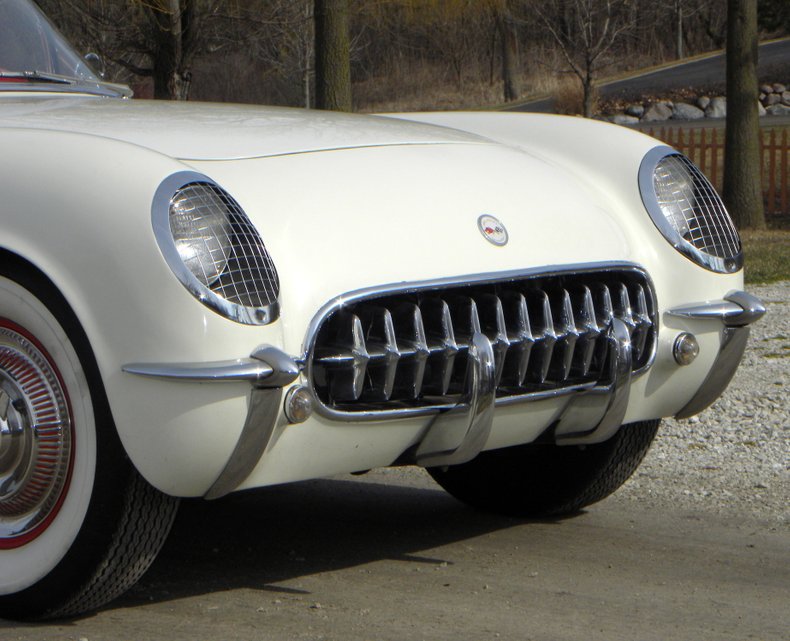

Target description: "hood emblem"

left=477, top=215, right=508, bottom=246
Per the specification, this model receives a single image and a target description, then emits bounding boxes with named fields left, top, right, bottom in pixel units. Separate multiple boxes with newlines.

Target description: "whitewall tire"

left=0, top=267, right=178, bottom=619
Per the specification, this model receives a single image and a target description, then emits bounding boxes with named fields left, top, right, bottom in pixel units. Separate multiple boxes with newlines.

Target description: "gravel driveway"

left=613, top=281, right=789, bottom=524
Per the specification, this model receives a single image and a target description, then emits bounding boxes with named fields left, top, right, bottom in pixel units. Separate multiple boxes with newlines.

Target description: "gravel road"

left=613, top=281, right=789, bottom=523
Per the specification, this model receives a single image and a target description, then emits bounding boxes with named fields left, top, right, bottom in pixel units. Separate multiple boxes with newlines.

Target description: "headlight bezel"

left=638, top=145, right=743, bottom=274
left=152, top=171, right=280, bottom=325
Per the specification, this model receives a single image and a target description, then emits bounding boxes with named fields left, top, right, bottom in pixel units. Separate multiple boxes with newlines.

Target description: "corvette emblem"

left=477, top=214, right=508, bottom=246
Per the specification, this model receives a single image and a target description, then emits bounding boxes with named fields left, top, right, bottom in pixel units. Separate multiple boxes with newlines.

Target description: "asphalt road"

left=513, top=37, right=790, bottom=113
left=2, top=468, right=787, bottom=641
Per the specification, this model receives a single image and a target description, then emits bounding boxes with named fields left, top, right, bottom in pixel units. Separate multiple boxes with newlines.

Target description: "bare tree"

left=493, top=0, right=521, bottom=101
left=314, top=0, right=352, bottom=111
left=535, top=0, right=634, bottom=117
left=41, top=0, right=259, bottom=100
left=723, top=0, right=765, bottom=230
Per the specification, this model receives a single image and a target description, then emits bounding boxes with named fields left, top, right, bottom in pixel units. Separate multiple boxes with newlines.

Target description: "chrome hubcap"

left=0, top=323, right=72, bottom=545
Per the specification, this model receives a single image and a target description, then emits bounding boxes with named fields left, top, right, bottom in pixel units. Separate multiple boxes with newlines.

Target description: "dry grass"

left=742, top=230, right=790, bottom=284
left=354, top=45, right=574, bottom=113
left=355, top=61, right=503, bottom=113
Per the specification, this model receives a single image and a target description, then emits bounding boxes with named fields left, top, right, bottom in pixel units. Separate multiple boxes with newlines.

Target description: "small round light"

left=285, top=386, right=313, bottom=424
left=673, top=333, right=699, bottom=366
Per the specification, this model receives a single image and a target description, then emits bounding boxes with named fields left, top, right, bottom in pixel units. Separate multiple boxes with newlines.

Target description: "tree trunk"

left=582, top=59, right=596, bottom=118
left=314, top=0, right=352, bottom=112
left=303, top=0, right=312, bottom=109
left=498, top=9, right=520, bottom=102
left=676, top=2, right=684, bottom=59
left=723, top=0, right=766, bottom=230
left=151, top=0, right=192, bottom=100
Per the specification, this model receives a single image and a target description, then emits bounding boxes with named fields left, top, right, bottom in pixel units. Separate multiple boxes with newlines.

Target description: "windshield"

left=0, top=0, right=127, bottom=95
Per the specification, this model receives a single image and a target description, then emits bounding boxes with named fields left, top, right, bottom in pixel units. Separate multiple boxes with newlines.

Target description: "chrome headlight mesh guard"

left=152, top=171, right=280, bottom=325
left=639, top=146, right=743, bottom=274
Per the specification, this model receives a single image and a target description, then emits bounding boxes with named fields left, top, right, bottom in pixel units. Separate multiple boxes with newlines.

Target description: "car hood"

left=188, top=142, right=635, bottom=342
left=0, top=95, right=487, bottom=160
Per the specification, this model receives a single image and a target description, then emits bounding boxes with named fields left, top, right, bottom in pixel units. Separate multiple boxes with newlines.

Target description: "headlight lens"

left=170, top=186, right=233, bottom=287
left=153, top=173, right=280, bottom=325
left=639, top=146, right=742, bottom=273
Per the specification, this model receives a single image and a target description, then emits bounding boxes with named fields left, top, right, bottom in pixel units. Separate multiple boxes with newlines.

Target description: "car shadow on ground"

left=110, top=475, right=571, bottom=610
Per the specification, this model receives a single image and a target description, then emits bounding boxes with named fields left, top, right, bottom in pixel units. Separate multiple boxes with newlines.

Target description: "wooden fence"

left=645, top=126, right=789, bottom=223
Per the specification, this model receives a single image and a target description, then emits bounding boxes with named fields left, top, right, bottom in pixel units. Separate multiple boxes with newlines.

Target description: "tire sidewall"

left=0, top=275, right=97, bottom=595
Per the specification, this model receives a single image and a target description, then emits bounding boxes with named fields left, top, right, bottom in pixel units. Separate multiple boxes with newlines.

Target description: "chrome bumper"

left=667, top=290, right=765, bottom=419
left=124, top=346, right=300, bottom=499
left=122, top=291, right=765, bottom=495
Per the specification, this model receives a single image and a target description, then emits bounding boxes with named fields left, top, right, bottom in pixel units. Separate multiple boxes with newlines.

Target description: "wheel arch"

left=0, top=247, right=121, bottom=454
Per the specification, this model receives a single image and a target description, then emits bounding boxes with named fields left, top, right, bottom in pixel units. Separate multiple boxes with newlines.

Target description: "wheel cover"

left=0, top=320, right=73, bottom=548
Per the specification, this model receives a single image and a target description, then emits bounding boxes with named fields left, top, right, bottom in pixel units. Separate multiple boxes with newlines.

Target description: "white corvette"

left=0, top=0, right=764, bottom=619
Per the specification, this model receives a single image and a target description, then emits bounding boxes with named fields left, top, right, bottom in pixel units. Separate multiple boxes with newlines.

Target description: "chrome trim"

left=415, top=332, right=496, bottom=467
left=554, top=317, right=632, bottom=444
left=152, top=171, right=280, bottom=326
left=1, top=325, right=72, bottom=540
left=302, top=262, right=657, bottom=422
left=0, top=80, right=132, bottom=98
left=675, top=326, right=750, bottom=419
left=124, top=345, right=300, bottom=498
left=123, top=359, right=274, bottom=384
left=204, top=387, right=283, bottom=500
left=639, top=146, right=743, bottom=274
left=123, top=345, right=300, bottom=388
left=250, top=345, right=301, bottom=387
left=666, top=290, right=766, bottom=327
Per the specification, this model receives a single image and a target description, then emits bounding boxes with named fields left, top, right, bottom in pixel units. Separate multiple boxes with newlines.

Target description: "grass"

left=742, top=230, right=790, bottom=284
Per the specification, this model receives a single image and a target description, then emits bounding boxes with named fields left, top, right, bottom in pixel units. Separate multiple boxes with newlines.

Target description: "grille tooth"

left=595, top=284, right=614, bottom=329
left=420, top=298, right=459, bottom=396
left=391, top=303, right=429, bottom=399
left=572, top=286, right=601, bottom=376
left=316, top=311, right=369, bottom=402
left=359, top=307, right=399, bottom=401
left=615, top=283, right=636, bottom=331
left=500, top=292, right=534, bottom=387
left=310, top=269, right=657, bottom=412
left=447, top=296, right=482, bottom=338
left=630, top=285, right=652, bottom=362
left=477, top=294, right=509, bottom=387
left=446, top=296, right=482, bottom=391
left=527, top=290, right=557, bottom=384
left=550, top=289, right=579, bottom=382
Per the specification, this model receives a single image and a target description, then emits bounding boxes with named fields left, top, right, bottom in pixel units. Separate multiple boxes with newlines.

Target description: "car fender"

left=0, top=128, right=279, bottom=495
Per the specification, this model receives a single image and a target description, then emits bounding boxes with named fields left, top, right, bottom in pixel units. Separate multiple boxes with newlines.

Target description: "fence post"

left=767, top=129, right=777, bottom=216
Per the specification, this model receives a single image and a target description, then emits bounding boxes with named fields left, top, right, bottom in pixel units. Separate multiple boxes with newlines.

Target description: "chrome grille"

left=309, top=269, right=656, bottom=414
left=175, top=182, right=279, bottom=308
left=654, top=154, right=741, bottom=260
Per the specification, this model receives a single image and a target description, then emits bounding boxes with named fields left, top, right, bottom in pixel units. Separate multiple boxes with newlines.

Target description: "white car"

left=0, top=0, right=764, bottom=619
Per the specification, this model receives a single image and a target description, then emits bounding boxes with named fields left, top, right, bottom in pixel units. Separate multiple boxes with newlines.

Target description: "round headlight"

left=639, top=146, right=742, bottom=273
left=152, top=172, right=280, bottom=325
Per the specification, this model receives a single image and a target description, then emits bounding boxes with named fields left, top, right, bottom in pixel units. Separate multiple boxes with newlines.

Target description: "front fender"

left=0, top=128, right=280, bottom=495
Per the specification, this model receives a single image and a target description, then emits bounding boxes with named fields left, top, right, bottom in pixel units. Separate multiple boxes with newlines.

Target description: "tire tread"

left=49, top=474, right=178, bottom=618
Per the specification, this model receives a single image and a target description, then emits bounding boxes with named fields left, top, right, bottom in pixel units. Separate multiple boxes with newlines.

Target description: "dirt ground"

left=2, top=467, right=787, bottom=641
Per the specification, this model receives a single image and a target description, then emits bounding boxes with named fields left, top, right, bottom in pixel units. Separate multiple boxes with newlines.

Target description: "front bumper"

left=124, top=290, right=764, bottom=499
left=667, top=291, right=765, bottom=419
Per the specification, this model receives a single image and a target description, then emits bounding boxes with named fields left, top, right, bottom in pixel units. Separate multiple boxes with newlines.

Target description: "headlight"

left=169, top=185, right=233, bottom=288
left=639, top=146, right=742, bottom=273
left=152, top=172, right=280, bottom=325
